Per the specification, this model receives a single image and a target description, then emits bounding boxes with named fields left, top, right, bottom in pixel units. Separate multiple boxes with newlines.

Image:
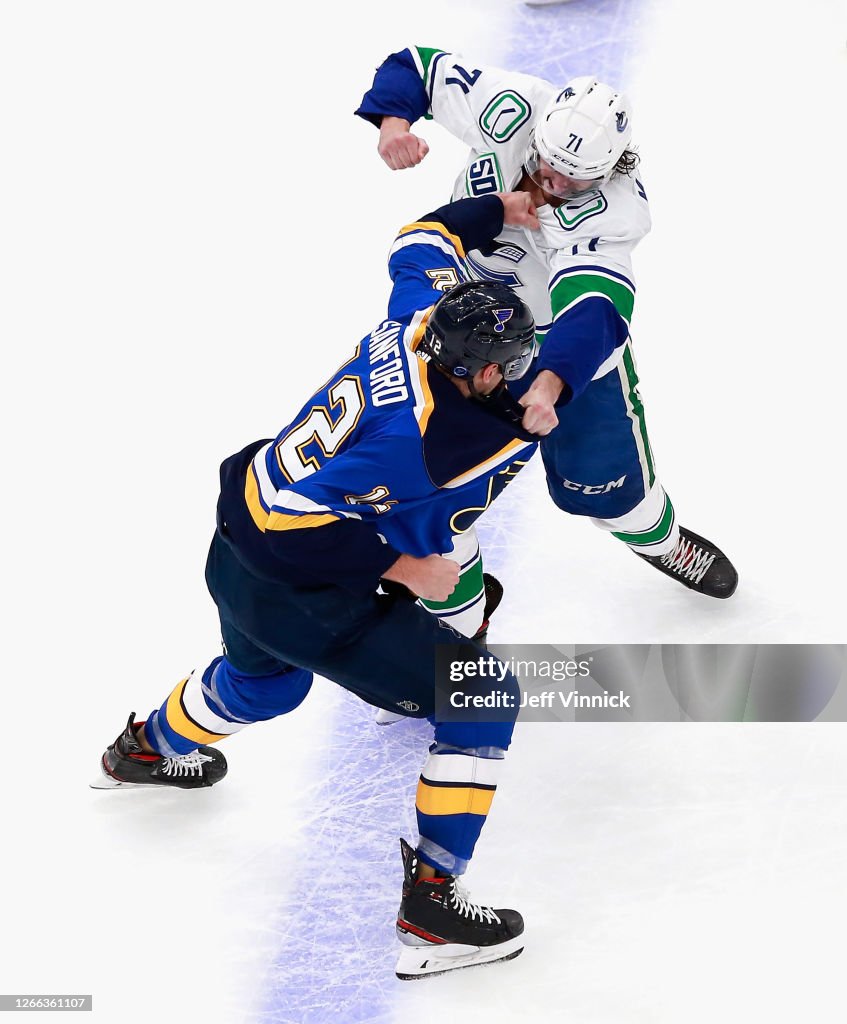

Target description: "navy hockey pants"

left=510, top=343, right=677, bottom=554
left=204, top=527, right=518, bottom=731
left=141, top=527, right=520, bottom=873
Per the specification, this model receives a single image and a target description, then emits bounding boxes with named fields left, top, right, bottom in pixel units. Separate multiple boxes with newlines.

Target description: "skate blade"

left=89, top=763, right=157, bottom=790
left=90, top=770, right=125, bottom=789
left=395, top=936, right=524, bottom=980
left=375, top=710, right=404, bottom=726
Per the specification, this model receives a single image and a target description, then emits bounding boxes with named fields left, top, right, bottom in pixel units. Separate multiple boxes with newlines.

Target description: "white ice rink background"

left=2, top=0, right=846, bottom=1021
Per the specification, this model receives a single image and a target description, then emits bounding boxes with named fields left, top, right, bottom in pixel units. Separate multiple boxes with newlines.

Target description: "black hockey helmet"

left=419, top=281, right=536, bottom=381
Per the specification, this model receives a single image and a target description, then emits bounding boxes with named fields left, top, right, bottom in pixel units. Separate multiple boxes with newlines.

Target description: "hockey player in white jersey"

left=356, top=47, right=738, bottom=602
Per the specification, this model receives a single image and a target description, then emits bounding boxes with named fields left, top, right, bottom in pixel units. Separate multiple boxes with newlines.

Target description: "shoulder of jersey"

left=465, top=75, right=556, bottom=168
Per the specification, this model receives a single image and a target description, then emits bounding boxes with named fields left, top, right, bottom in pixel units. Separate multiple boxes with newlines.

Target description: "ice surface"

left=4, top=0, right=846, bottom=1020
left=254, top=694, right=428, bottom=1024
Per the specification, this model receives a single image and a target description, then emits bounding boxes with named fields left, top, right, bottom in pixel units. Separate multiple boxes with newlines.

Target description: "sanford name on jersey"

left=368, top=320, right=410, bottom=407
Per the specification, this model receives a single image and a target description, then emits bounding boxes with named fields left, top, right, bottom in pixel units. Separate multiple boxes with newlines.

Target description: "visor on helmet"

left=525, top=136, right=607, bottom=200
left=502, top=340, right=535, bottom=381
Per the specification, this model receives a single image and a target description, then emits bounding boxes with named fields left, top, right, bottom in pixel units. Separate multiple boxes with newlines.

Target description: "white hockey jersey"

left=356, top=46, right=652, bottom=399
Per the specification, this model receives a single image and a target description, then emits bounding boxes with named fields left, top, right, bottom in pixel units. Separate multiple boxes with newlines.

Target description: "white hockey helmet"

left=526, top=76, right=633, bottom=196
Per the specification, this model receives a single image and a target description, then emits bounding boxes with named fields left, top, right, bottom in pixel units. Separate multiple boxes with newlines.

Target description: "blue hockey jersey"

left=216, top=197, right=537, bottom=595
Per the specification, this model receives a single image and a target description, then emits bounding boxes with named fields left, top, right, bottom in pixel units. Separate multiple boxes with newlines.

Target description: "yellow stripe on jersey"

left=265, top=510, right=340, bottom=531
left=444, top=438, right=531, bottom=489
left=244, top=466, right=339, bottom=533
left=165, top=678, right=228, bottom=745
left=408, top=305, right=435, bottom=354
left=409, top=354, right=435, bottom=437
left=245, top=462, right=269, bottom=531
left=415, top=779, right=496, bottom=817
left=396, top=221, right=466, bottom=258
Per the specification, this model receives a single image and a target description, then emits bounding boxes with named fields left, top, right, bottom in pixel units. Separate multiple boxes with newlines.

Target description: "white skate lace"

left=449, top=880, right=501, bottom=925
left=660, top=536, right=715, bottom=583
left=160, top=751, right=215, bottom=777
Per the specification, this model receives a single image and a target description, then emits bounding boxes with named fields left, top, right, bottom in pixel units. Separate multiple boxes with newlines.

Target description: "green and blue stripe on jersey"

left=535, top=264, right=635, bottom=401
left=354, top=47, right=438, bottom=126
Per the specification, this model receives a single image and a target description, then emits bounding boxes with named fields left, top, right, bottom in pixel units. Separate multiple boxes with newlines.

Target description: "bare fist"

left=519, top=371, right=562, bottom=436
left=383, top=553, right=460, bottom=602
left=498, top=191, right=540, bottom=230
left=518, top=395, right=559, bottom=436
left=378, top=116, right=430, bottom=170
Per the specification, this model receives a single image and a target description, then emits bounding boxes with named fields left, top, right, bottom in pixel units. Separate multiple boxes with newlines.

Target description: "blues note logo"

left=493, top=308, right=514, bottom=333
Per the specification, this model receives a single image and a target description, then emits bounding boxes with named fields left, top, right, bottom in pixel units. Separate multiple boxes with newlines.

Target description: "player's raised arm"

left=356, top=46, right=550, bottom=164
left=387, top=193, right=538, bottom=323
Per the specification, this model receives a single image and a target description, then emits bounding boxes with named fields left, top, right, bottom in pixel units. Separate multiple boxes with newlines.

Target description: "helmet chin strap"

left=468, top=379, right=537, bottom=442
left=468, top=377, right=505, bottom=402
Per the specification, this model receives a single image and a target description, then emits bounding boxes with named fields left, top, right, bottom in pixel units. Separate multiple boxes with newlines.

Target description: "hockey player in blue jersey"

left=92, top=191, right=550, bottom=978
left=356, top=46, right=738, bottom=601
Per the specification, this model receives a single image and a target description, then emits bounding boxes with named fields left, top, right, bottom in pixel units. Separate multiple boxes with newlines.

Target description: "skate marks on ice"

left=249, top=476, right=530, bottom=1021
left=253, top=690, right=430, bottom=1024
left=512, top=0, right=644, bottom=85
left=251, top=3, right=648, bottom=1019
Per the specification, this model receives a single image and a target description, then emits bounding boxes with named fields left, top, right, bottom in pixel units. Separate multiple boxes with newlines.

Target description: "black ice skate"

left=395, top=838, right=524, bottom=980
left=473, top=572, right=504, bottom=648
left=637, top=526, right=738, bottom=599
left=90, top=712, right=228, bottom=790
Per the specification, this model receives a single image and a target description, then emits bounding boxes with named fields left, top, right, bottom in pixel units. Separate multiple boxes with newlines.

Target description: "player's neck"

left=432, top=362, right=472, bottom=397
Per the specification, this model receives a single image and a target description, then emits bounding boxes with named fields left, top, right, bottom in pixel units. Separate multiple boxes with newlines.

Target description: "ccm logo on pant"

left=561, top=475, right=626, bottom=495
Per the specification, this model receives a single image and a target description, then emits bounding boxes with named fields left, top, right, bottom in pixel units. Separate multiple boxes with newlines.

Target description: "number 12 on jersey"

left=275, top=377, right=365, bottom=482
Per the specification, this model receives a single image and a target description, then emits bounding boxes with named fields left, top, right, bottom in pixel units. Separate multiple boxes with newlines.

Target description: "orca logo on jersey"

left=465, top=253, right=522, bottom=288
left=553, top=189, right=607, bottom=231
left=479, top=91, right=532, bottom=142
left=477, top=239, right=527, bottom=264
left=492, top=309, right=514, bottom=333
